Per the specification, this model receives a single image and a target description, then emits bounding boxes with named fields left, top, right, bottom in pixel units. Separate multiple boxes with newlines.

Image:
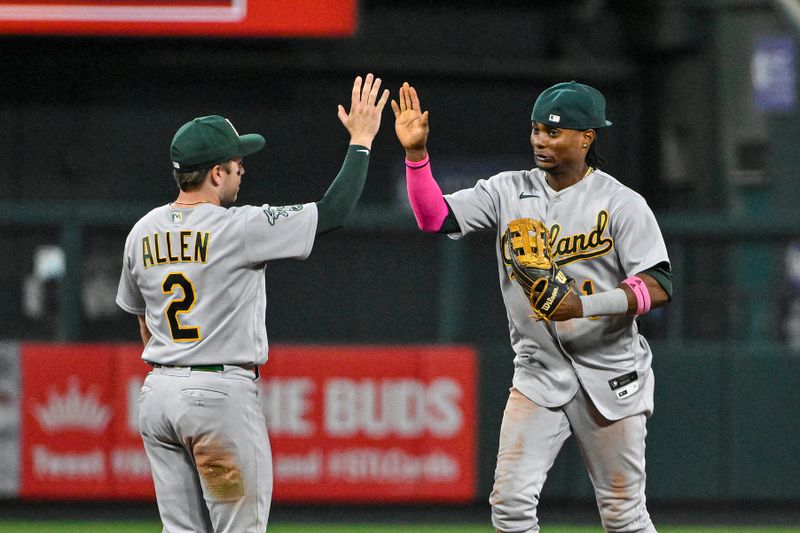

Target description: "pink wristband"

left=405, top=155, right=449, bottom=232
left=622, top=276, right=651, bottom=315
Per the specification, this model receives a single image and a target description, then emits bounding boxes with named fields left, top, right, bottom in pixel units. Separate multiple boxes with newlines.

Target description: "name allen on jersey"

left=141, top=230, right=211, bottom=268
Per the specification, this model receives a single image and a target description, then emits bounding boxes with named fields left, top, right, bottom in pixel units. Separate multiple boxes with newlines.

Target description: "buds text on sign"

left=262, top=377, right=463, bottom=439
left=262, top=345, right=477, bottom=503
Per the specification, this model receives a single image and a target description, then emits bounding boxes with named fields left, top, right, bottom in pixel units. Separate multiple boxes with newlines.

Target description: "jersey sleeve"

left=243, top=202, right=318, bottom=264
left=442, top=177, right=499, bottom=238
left=612, top=194, right=670, bottom=276
left=115, top=230, right=146, bottom=315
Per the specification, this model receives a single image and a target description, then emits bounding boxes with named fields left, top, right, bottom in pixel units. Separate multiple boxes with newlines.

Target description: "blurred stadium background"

left=0, top=0, right=799, bottom=530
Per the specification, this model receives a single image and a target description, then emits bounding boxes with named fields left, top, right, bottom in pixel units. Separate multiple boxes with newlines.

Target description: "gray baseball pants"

left=138, top=365, right=272, bottom=533
left=490, top=387, right=657, bottom=533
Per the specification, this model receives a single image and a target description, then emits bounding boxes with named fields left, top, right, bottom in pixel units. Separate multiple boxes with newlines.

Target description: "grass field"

left=0, top=524, right=798, bottom=533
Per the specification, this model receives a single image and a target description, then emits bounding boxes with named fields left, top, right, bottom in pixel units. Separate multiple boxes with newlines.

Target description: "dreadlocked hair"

left=586, top=135, right=605, bottom=169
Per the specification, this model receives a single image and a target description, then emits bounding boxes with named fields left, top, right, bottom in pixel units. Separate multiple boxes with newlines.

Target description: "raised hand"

left=337, top=73, right=390, bottom=150
left=391, top=82, right=429, bottom=161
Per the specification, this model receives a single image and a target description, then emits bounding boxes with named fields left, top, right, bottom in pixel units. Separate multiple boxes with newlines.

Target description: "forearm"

left=574, top=273, right=669, bottom=319
left=406, top=154, right=450, bottom=232
left=626, top=272, right=669, bottom=310
left=316, top=144, right=370, bottom=235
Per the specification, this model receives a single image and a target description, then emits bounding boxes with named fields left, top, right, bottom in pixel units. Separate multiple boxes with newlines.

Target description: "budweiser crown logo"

left=34, top=377, right=111, bottom=433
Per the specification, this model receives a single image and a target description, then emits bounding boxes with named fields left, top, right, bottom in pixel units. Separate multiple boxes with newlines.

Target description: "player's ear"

left=581, top=129, right=596, bottom=148
left=209, top=165, right=223, bottom=186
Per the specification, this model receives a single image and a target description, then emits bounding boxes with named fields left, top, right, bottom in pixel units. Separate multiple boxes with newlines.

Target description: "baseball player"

left=116, top=74, right=389, bottom=533
left=392, top=81, right=672, bottom=533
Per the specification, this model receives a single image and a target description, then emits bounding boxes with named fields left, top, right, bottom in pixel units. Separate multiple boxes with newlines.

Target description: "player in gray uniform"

left=116, top=74, right=389, bottom=533
left=392, top=81, right=672, bottom=533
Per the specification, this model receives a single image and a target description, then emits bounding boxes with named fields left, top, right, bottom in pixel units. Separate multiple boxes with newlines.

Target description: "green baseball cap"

left=531, top=81, right=612, bottom=130
left=170, top=115, right=266, bottom=171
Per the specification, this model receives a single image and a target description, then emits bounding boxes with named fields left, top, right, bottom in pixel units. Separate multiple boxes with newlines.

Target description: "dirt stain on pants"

left=192, top=437, right=245, bottom=502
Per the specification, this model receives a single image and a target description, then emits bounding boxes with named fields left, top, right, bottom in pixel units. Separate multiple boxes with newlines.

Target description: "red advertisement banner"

left=19, top=343, right=477, bottom=503
left=19, top=343, right=154, bottom=499
left=0, top=0, right=356, bottom=37
left=264, top=345, right=477, bottom=503
left=20, top=343, right=117, bottom=498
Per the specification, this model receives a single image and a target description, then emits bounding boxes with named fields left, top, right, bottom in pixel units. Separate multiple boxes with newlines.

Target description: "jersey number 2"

left=162, top=272, right=201, bottom=342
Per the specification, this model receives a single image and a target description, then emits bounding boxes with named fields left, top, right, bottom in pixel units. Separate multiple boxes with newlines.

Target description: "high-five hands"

left=338, top=73, right=390, bottom=150
left=391, top=82, right=429, bottom=161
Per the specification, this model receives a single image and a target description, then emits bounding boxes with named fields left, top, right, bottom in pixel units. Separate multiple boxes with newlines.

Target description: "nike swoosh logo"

left=519, top=192, right=539, bottom=199
left=356, top=149, right=370, bottom=155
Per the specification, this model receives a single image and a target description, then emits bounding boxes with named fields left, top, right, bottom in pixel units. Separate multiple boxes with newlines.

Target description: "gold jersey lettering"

left=153, top=233, right=168, bottom=265
left=142, top=231, right=211, bottom=268
left=180, top=231, right=193, bottom=262
left=165, top=231, right=180, bottom=262
left=142, top=236, right=154, bottom=268
left=551, top=210, right=614, bottom=267
left=194, top=231, right=210, bottom=263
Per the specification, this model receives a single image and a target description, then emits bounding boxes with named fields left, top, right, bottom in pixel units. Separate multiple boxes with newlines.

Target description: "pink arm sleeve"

left=406, top=155, right=449, bottom=232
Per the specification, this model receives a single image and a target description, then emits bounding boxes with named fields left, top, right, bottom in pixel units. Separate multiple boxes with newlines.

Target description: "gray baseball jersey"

left=116, top=202, right=318, bottom=366
left=445, top=167, right=669, bottom=420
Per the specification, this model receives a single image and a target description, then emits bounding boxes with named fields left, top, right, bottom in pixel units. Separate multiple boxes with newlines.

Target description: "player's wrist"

left=405, top=148, right=428, bottom=162
left=579, top=288, right=629, bottom=317
left=349, top=136, right=373, bottom=149
left=405, top=153, right=430, bottom=169
left=347, top=143, right=370, bottom=154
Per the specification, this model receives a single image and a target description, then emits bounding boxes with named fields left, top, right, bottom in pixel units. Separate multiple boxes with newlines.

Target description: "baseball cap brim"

left=236, top=133, right=266, bottom=158
left=535, top=117, right=613, bottom=130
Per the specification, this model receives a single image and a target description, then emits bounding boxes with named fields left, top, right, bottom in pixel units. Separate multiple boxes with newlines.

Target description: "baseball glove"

left=505, top=218, right=573, bottom=321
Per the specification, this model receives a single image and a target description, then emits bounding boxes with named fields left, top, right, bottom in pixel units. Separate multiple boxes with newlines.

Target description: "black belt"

left=147, top=362, right=258, bottom=378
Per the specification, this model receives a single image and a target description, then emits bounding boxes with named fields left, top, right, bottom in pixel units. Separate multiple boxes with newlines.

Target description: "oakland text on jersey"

left=551, top=210, right=614, bottom=267
left=141, top=230, right=210, bottom=268
left=500, top=210, right=614, bottom=268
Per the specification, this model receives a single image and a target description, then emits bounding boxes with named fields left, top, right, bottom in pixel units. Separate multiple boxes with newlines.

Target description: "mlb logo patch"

left=549, top=114, right=561, bottom=123
left=171, top=212, right=183, bottom=224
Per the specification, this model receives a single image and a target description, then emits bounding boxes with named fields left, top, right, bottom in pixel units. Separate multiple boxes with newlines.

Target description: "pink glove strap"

left=622, top=276, right=651, bottom=315
left=405, top=155, right=449, bottom=232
